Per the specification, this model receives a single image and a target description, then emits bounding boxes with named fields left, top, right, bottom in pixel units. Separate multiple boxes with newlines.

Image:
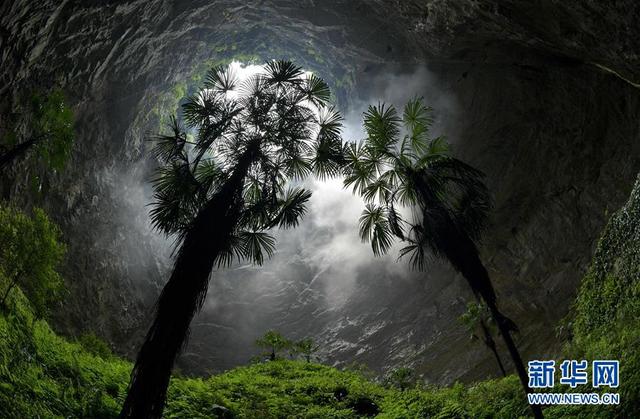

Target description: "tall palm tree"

left=120, top=60, right=343, bottom=418
left=343, top=98, right=543, bottom=418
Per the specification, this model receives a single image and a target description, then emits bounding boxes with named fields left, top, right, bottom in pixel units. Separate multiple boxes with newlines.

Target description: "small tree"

left=385, top=367, right=415, bottom=391
left=0, top=205, right=66, bottom=316
left=294, top=337, right=319, bottom=363
left=0, top=89, right=74, bottom=172
left=459, top=301, right=507, bottom=377
left=255, top=330, right=291, bottom=361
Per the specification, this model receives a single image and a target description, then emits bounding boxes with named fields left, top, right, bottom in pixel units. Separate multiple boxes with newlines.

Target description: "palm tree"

left=119, top=61, right=343, bottom=419
left=459, top=301, right=507, bottom=377
left=343, top=98, right=543, bottom=418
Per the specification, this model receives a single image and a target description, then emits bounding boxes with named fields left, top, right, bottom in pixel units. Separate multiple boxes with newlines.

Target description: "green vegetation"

left=0, top=274, right=529, bottom=419
left=459, top=302, right=507, bottom=377
left=254, top=331, right=320, bottom=363
left=0, top=269, right=636, bottom=418
left=0, top=89, right=74, bottom=172
left=384, top=367, right=415, bottom=392
left=0, top=298, right=530, bottom=419
left=0, top=292, right=130, bottom=419
left=255, top=330, right=292, bottom=361
left=29, top=89, right=75, bottom=171
left=0, top=205, right=65, bottom=317
left=547, top=174, right=640, bottom=418
left=294, top=337, right=320, bottom=363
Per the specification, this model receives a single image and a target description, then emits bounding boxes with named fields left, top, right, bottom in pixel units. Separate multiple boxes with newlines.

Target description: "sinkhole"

left=2, top=1, right=640, bottom=388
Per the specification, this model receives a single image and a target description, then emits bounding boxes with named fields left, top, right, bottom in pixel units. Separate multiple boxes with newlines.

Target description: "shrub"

left=0, top=205, right=65, bottom=317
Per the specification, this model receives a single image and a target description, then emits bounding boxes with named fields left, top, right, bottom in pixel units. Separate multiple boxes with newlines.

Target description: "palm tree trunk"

left=119, top=143, right=258, bottom=419
left=442, top=233, right=543, bottom=419
left=0, top=135, right=45, bottom=170
left=479, top=318, right=507, bottom=377
left=411, top=174, right=542, bottom=417
left=485, top=300, right=543, bottom=414
left=471, top=293, right=507, bottom=378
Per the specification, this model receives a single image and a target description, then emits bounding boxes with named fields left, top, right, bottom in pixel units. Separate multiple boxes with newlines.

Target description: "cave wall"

left=1, top=0, right=639, bottom=383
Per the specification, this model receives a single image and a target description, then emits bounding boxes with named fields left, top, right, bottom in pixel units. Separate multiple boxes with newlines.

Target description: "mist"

left=110, top=62, right=462, bottom=373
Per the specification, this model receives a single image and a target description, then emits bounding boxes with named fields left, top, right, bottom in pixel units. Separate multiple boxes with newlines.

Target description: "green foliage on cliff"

left=0, top=89, right=74, bottom=173
left=0, top=297, right=130, bottom=418
left=548, top=175, right=640, bottom=418
left=0, top=205, right=65, bottom=317
left=29, top=89, right=75, bottom=171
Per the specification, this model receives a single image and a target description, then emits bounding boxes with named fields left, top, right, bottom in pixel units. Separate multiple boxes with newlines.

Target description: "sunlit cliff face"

left=2, top=0, right=639, bottom=383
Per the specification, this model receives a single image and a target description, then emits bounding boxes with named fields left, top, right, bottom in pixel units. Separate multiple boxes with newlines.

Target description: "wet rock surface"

left=1, top=1, right=639, bottom=383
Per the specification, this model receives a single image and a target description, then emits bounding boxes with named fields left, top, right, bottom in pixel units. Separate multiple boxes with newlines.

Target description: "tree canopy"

left=343, top=98, right=490, bottom=269
left=0, top=205, right=65, bottom=317
left=149, top=60, right=343, bottom=263
left=0, top=89, right=74, bottom=173
left=255, top=330, right=292, bottom=360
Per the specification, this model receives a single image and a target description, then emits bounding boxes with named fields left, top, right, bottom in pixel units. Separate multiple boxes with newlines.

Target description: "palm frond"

left=363, top=104, right=401, bottom=153
left=342, top=142, right=376, bottom=194
left=265, top=60, right=304, bottom=86
left=204, top=64, right=239, bottom=94
left=194, top=159, right=225, bottom=195
left=238, top=74, right=271, bottom=105
left=152, top=162, right=199, bottom=196
left=398, top=242, right=428, bottom=271
left=149, top=162, right=202, bottom=235
left=403, top=98, right=433, bottom=155
left=240, top=199, right=272, bottom=231
left=427, top=136, right=449, bottom=156
left=394, top=176, right=418, bottom=206
left=388, top=203, right=405, bottom=240
left=362, top=178, right=390, bottom=203
left=359, top=204, right=394, bottom=257
left=284, top=153, right=312, bottom=179
left=420, top=156, right=491, bottom=240
left=149, top=189, right=196, bottom=236
left=150, top=116, right=187, bottom=163
left=302, top=74, right=331, bottom=107
left=237, top=230, right=276, bottom=265
left=317, top=106, right=343, bottom=140
left=215, top=233, right=246, bottom=268
left=311, top=134, right=343, bottom=180
left=269, top=187, right=312, bottom=229
left=192, top=102, right=243, bottom=167
left=182, top=89, right=222, bottom=128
